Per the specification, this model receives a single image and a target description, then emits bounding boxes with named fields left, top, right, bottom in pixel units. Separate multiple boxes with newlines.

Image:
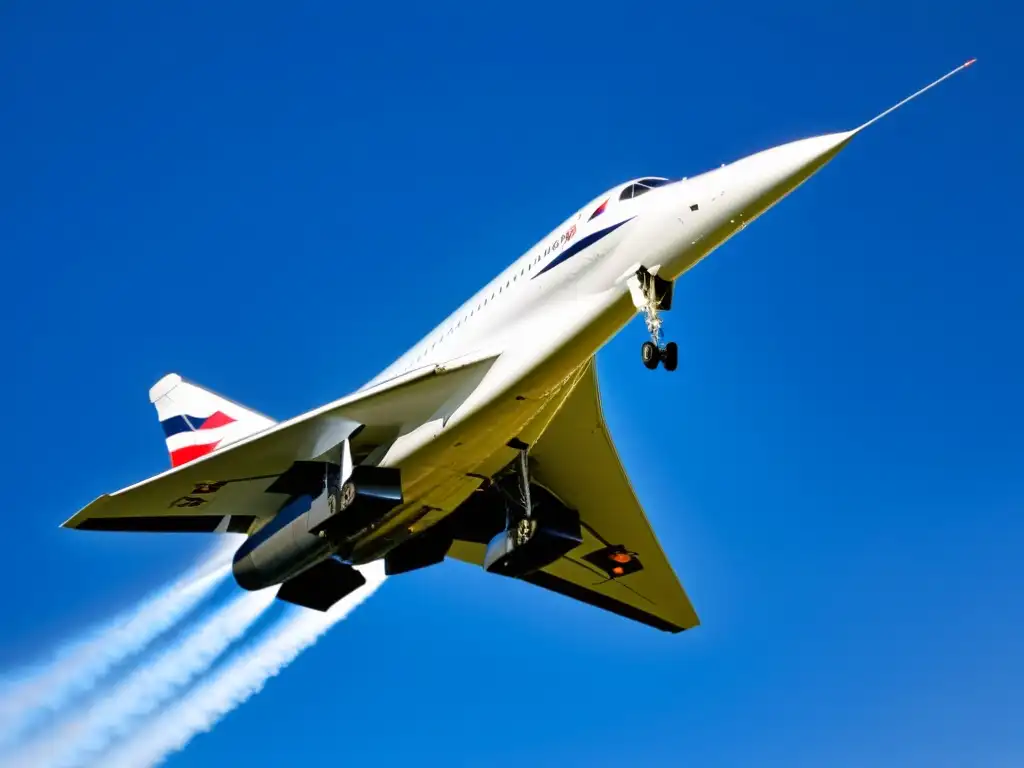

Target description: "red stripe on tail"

left=169, top=442, right=219, bottom=467
left=198, top=411, right=236, bottom=430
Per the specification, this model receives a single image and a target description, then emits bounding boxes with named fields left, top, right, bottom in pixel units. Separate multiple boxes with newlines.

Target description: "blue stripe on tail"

left=160, top=414, right=201, bottom=438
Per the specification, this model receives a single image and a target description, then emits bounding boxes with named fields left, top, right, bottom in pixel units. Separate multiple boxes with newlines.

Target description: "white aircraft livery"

left=64, top=61, right=975, bottom=633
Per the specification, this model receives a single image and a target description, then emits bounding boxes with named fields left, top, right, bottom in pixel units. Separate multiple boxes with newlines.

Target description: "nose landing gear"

left=642, top=340, right=678, bottom=371
left=632, top=267, right=677, bottom=372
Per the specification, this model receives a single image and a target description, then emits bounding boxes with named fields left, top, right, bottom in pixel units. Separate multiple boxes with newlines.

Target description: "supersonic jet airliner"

left=63, top=60, right=975, bottom=633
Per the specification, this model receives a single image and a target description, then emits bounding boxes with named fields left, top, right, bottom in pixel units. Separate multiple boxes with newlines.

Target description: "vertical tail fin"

left=149, top=374, right=277, bottom=468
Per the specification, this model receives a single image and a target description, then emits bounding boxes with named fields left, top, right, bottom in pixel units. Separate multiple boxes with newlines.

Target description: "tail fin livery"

left=149, top=374, right=277, bottom=468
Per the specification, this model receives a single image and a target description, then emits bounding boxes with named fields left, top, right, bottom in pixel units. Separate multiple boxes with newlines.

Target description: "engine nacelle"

left=231, top=462, right=404, bottom=592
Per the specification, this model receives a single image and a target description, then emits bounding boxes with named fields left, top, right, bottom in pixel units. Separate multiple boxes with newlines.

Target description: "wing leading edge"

left=447, top=360, right=699, bottom=633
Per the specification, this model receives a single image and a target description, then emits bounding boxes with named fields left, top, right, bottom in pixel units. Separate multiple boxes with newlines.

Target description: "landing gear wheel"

left=662, top=342, right=678, bottom=372
left=641, top=341, right=660, bottom=369
left=339, top=481, right=356, bottom=510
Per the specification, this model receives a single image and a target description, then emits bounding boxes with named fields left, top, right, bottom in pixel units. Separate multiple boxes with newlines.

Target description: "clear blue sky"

left=1, top=2, right=1020, bottom=766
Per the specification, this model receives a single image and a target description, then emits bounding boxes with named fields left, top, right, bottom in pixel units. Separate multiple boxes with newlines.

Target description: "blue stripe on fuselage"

left=532, top=217, right=634, bottom=279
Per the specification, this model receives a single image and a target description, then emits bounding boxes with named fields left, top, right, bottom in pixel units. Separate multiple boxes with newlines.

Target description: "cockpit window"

left=619, top=182, right=652, bottom=200
left=619, top=177, right=674, bottom=201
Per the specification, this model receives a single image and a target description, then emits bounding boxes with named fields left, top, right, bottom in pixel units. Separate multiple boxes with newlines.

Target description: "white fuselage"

left=346, top=132, right=854, bottom=561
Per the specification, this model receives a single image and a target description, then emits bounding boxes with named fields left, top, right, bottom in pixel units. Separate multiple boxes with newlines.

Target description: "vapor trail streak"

left=0, top=539, right=237, bottom=749
left=6, top=588, right=276, bottom=768
left=103, top=563, right=386, bottom=768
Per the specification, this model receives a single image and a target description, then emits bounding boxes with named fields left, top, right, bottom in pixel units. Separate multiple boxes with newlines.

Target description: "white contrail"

left=0, top=538, right=238, bottom=749
left=5, top=588, right=276, bottom=768
left=103, top=562, right=386, bottom=768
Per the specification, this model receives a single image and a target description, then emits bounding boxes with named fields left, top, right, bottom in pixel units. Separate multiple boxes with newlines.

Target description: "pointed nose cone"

left=728, top=130, right=855, bottom=219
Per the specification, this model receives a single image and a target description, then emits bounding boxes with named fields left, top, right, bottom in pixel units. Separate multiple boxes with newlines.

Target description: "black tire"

left=641, top=341, right=660, bottom=369
left=339, top=481, right=357, bottom=511
left=663, top=342, right=678, bottom=372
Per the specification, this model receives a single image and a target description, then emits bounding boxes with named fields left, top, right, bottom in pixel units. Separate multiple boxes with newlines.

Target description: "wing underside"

left=447, top=360, right=699, bottom=633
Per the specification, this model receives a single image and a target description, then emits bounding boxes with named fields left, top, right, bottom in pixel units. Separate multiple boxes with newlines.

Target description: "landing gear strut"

left=635, top=267, right=678, bottom=372
left=483, top=439, right=581, bottom=577
left=508, top=438, right=534, bottom=544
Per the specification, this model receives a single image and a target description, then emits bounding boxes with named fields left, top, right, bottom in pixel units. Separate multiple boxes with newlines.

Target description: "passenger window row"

left=413, top=253, right=539, bottom=364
